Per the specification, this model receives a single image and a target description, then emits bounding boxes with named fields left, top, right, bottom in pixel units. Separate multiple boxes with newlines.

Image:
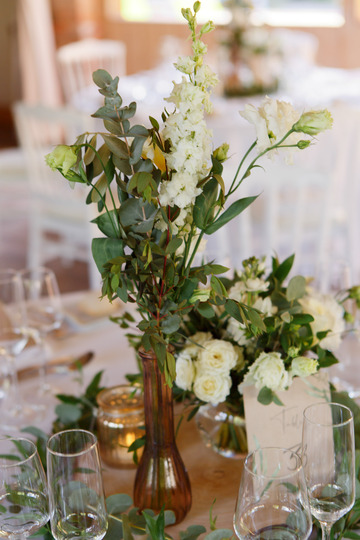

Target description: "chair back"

left=57, top=38, right=126, bottom=103
left=12, top=102, right=101, bottom=289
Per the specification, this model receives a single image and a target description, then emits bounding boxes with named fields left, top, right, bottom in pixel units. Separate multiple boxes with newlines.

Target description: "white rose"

left=197, top=339, right=238, bottom=374
left=185, top=331, right=213, bottom=358
left=193, top=372, right=231, bottom=405
left=241, top=351, right=289, bottom=392
left=289, top=356, right=318, bottom=379
left=299, top=288, right=345, bottom=352
left=175, top=351, right=195, bottom=391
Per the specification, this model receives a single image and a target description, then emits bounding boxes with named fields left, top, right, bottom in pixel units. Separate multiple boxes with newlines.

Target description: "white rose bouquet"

left=174, top=255, right=360, bottom=418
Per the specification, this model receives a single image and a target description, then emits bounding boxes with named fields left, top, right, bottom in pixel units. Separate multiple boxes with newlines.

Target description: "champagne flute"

left=0, top=269, right=42, bottom=428
left=302, top=402, right=355, bottom=540
left=233, top=447, right=312, bottom=539
left=20, top=267, right=63, bottom=394
left=47, top=429, right=108, bottom=540
left=0, top=437, right=49, bottom=538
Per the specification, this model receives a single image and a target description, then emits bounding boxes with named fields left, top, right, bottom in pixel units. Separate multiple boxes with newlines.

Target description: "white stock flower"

left=158, top=172, right=201, bottom=208
left=228, top=281, right=247, bottom=303
left=299, top=288, right=345, bottom=352
left=240, top=351, right=289, bottom=392
left=289, top=356, right=318, bottom=379
left=175, top=351, right=195, bottom=391
left=253, top=296, right=277, bottom=317
left=197, top=339, right=238, bottom=374
left=174, top=56, right=196, bottom=75
left=193, top=371, right=232, bottom=405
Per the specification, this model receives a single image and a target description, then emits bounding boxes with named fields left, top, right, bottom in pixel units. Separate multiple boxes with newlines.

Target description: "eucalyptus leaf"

left=286, top=275, right=306, bottom=302
left=203, top=530, right=233, bottom=539
left=106, top=493, right=133, bottom=515
left=54, top=403, right=82, bottom=424
left=92, top=237, right=125, bottom=273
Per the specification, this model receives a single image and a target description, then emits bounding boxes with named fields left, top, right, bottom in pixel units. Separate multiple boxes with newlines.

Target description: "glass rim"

left=0, top=269, right=20, bottom=284
left=0, top=437, right=37, bottom=468
left=244, top=446, right=303, bottom=479
left=303, top=401, right=353, bottom=427
left=47, top=428, right=98, bottom=457
left=19, top=266, right=56, bottom=279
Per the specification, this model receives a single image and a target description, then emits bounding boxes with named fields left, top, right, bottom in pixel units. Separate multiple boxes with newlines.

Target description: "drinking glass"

left=20, top=267, right=63, bottom=394
left=0, top=437, right=49, bottom=538
left=302, top=402, right=355, bottom=540
left=0, top=269, right=43, bottom=428
left=47, top=429, right=108, bottom=540
left=233, top=447, right=312, bottom=540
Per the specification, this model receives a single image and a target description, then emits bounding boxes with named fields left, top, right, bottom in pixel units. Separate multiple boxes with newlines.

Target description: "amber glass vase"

left=133, top=347, right=192, bottom=524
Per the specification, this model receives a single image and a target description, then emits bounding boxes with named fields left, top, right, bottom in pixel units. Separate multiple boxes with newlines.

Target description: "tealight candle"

left=96, top=385, right=144, bottom=468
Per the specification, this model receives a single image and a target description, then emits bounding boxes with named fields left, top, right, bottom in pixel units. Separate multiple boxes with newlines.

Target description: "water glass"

left=302, top=402, right=355, bottom=540
left=233, top=447, right=312, bottom=539
left=0, top=437, right=49, bottom=538
left=46, top=429, right=108, bottom=540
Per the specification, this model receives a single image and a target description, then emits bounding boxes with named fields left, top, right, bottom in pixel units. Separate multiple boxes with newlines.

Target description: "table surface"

left=2, top=290, right=244, bottom=538
left=5, top=290, right=360, bottom=538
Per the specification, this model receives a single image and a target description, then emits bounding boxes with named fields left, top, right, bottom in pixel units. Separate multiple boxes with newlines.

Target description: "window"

left=251, top=0, right=345, bottom=27
left=106, top=0, right=344, bottom=27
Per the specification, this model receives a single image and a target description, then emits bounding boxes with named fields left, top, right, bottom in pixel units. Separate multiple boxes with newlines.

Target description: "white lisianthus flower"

left=289, top=356, right=318, bottom=379
left=197, top=339, right=238, bottom=374
left=240, top=97, right=302, bottom=163
left=193, top=372, right=232, bottom=405
left=253, top=296, right=277, bottom=317
left=240, top=351, right=289, bottom=392
left=226, top=317, right=251, bottom=346
left=299, top=288, right=345, bottom=352
left=45, top=145, right=77, bottom=175
left=293, top=110, right=333, bottom=136
left=243, top=277, right=269, bottom=293
left=175, top=351, right=195, bottom=391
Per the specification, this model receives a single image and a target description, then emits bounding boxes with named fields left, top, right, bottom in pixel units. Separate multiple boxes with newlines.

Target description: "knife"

left=15, top=351, right=94, bottom=381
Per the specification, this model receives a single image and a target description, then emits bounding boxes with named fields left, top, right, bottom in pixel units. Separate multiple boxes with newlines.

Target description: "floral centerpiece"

left=220, top=0, right=283, bottom=96
left=173, top=254, right=360, bottom=456
left=46, top=0, right=332, bottom=524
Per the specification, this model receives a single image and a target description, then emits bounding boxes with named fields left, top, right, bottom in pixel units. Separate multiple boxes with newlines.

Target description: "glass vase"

left=133, top=347, right=192, bottom=524
left=195, top=402, right=248, bottom=459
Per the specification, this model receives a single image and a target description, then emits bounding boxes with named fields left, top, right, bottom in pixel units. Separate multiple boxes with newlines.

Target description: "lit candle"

left=96, top=385, right=144, bottom=468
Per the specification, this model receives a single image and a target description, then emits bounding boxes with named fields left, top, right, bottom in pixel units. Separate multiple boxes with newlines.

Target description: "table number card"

left=243, top=372, right=331, bottom=453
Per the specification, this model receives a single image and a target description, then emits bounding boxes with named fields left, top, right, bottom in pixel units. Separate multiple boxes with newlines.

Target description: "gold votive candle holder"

left=96, top=385, right=144, bottom=468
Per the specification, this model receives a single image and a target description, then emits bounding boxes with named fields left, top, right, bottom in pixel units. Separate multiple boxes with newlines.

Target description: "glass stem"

left=6, top=354, right=23, bottom=413
left=320, top=521, right=333, bottom=540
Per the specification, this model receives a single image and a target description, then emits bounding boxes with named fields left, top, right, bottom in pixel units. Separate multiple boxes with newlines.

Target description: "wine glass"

left=233, top=447, right=312, bottom=539
left=20, top=267, right=63, bottom=394
left=0, top=269, right=43, bottom=428
left=0, top=436, right=49, bottom=538
left=302, top=402, right=355, bottom=540
left=46, top=429, right=108, bottom=540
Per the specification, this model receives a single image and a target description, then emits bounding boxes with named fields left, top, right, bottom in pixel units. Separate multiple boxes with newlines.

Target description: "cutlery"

left=15, top=351, right=94, bottom=381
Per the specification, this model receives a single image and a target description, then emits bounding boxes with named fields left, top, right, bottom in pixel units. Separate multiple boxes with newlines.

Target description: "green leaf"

left=92, top=237, right=125, bottom=274
left=286, top=276, right=306, bottom=302
left=197, top=303, right=216, bottom=319
left=166, top=237, right=182, bottom=254
left=257, top=387, right=273, bottom=406
left=246, top=306, right=266, bottom=331
left=193, top=177, right=219, bottom=230
left=102, top=134, right=129, bottom=159
left=92, top=209, right=120, bottom=238
left=106, top=493, right=133, bottom=515
left=205, top=196, right=258, bottom=235
left=180, top=525, right=207, bottom=539
left=203, top=530, right=233, bottom=539
left=54, top=403, right=82, bottom=424
left=224, top=299, right=244, bottom=323
left=273, top=254, right=295, bottom=282
left=161, top=314, right=181, bottom=334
